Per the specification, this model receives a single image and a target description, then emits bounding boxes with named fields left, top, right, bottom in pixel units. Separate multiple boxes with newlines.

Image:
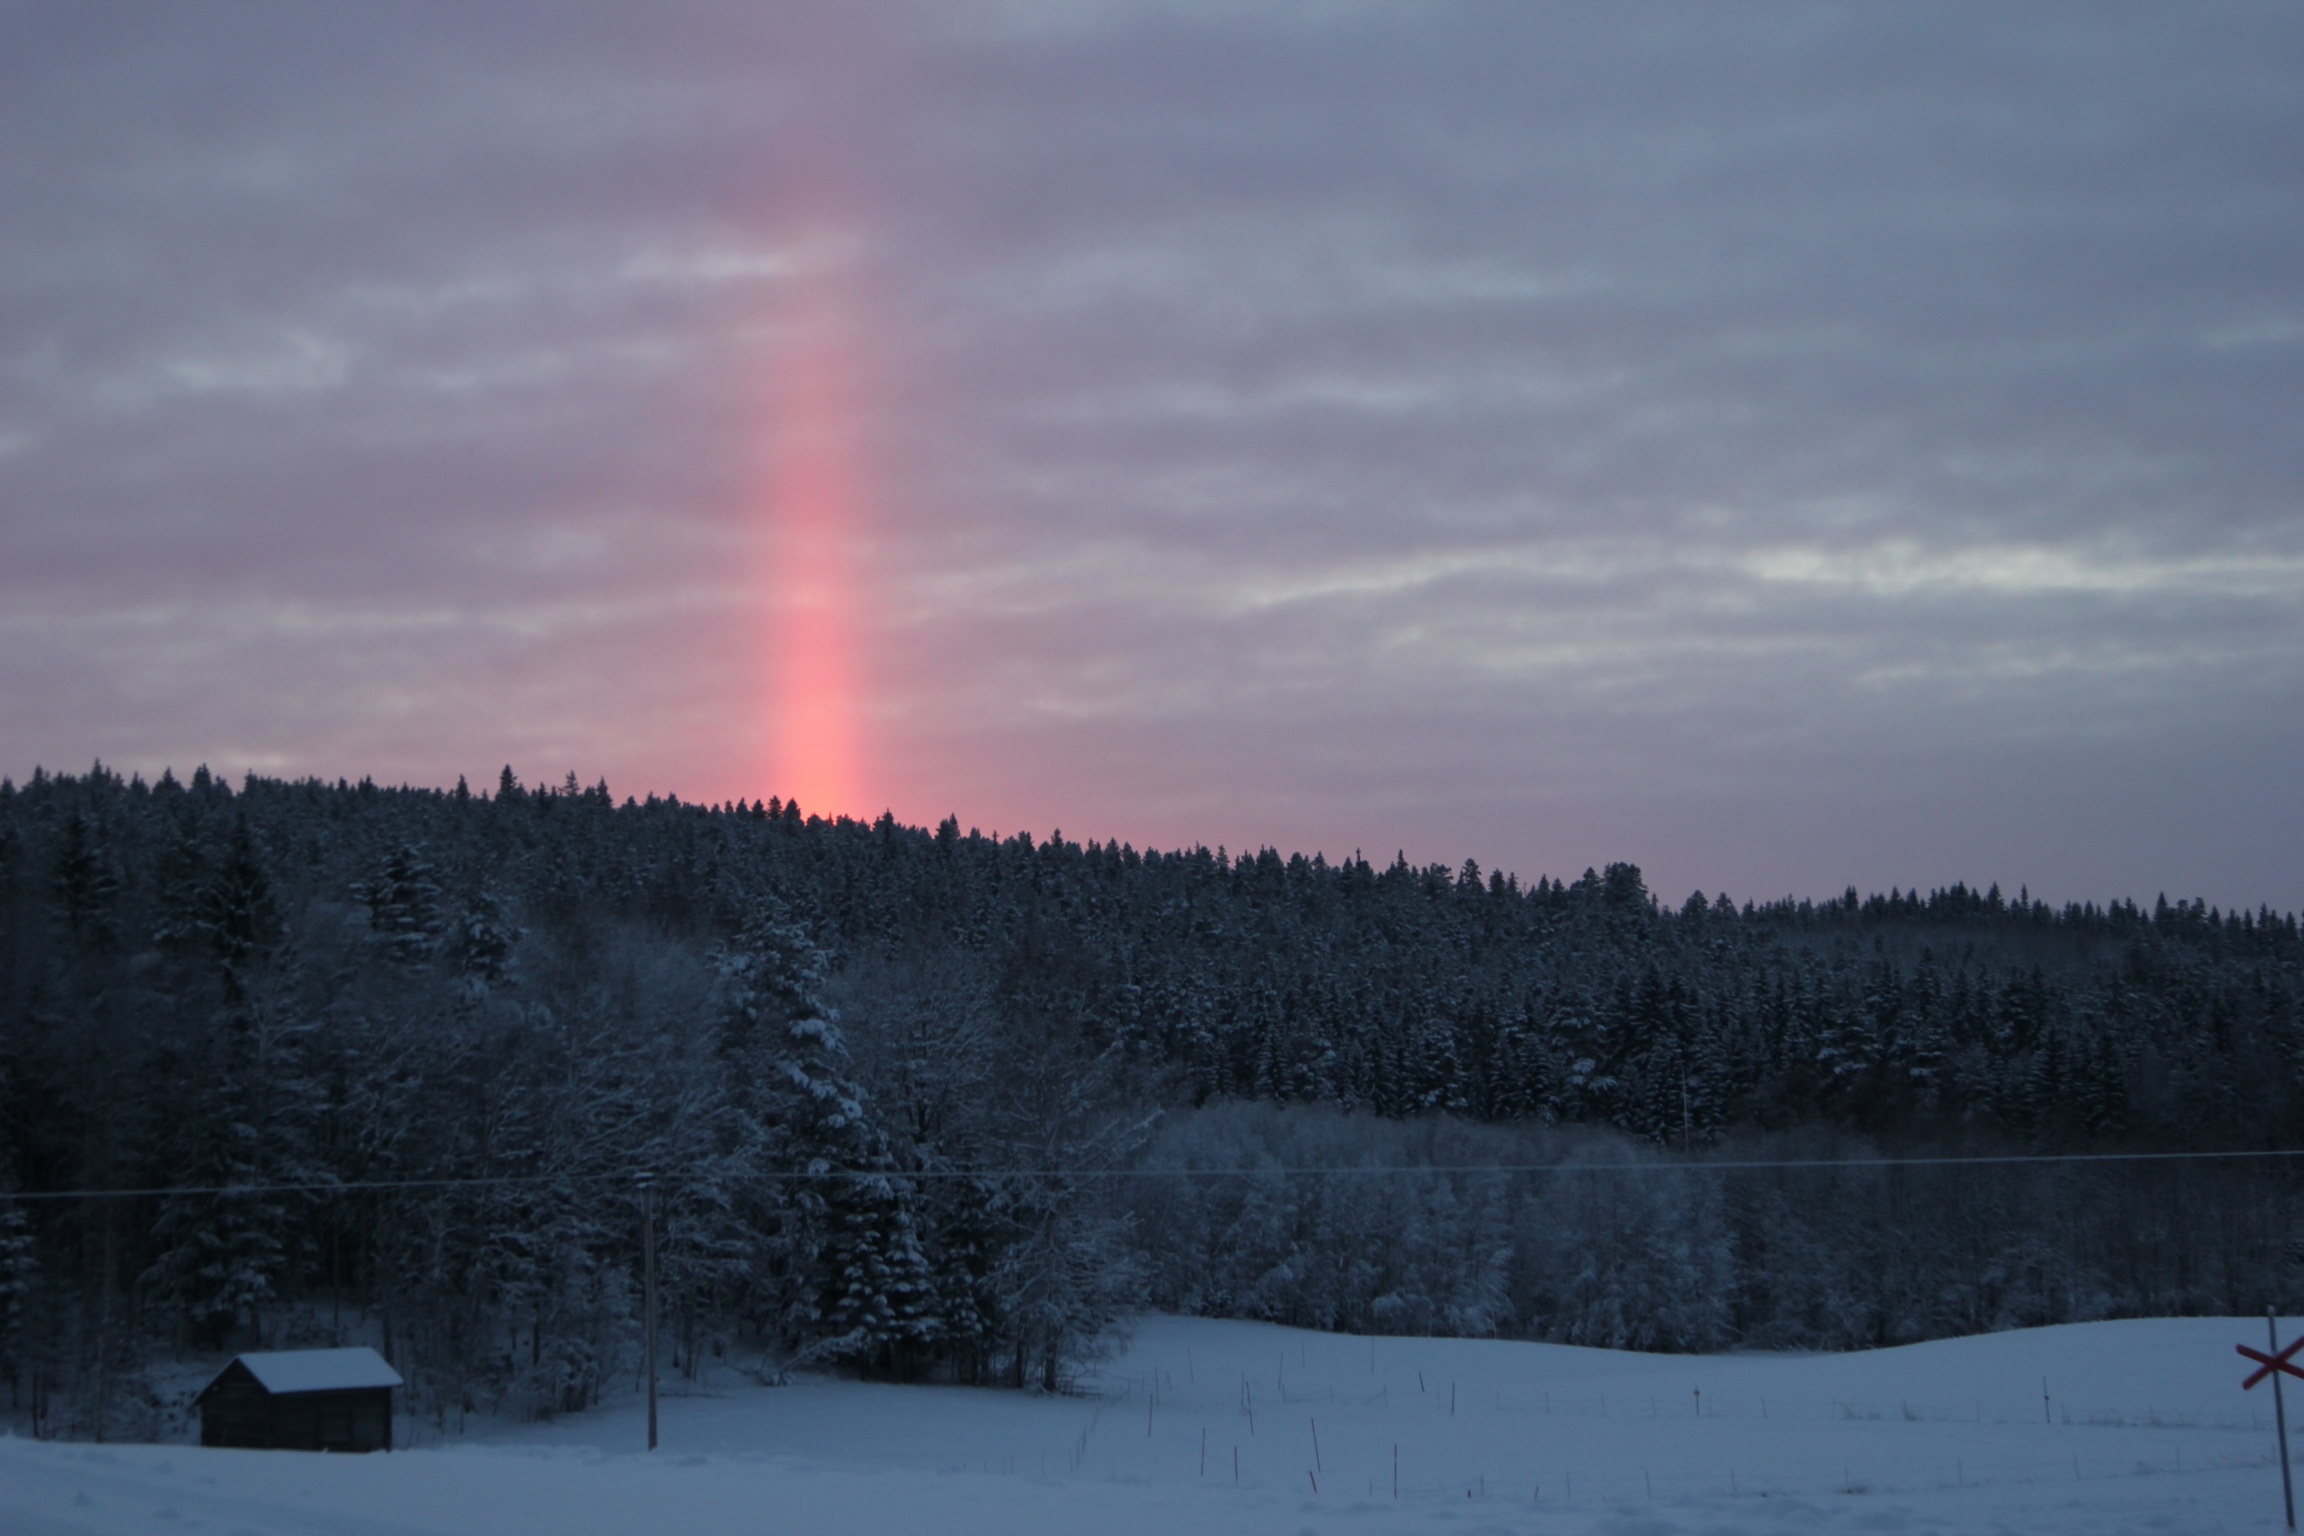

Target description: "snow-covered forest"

left=3, top=764, right=2301, bottom=1440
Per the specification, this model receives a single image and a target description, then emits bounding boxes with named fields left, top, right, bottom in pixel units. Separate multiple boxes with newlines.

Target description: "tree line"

left=1, top=764, right=2298, bottom=1438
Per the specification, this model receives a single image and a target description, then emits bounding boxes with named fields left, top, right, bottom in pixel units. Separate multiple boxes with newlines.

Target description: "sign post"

left=2237, top=1307, right=2303, bottom=1530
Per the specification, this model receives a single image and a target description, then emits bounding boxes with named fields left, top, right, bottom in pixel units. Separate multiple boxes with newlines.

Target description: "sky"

left=3, top=2, right=2300, bottom=911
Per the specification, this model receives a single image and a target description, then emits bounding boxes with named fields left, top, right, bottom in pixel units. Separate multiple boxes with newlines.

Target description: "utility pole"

left=638, top=1171, right=658, bottom=1452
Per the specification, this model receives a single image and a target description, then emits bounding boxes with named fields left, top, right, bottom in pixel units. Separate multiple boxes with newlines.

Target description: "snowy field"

left=4, top=1314, right=2299, bottom=1535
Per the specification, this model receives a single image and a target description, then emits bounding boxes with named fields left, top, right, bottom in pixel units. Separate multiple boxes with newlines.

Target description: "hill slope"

left=1, top=1313, right=2290, bottom=1535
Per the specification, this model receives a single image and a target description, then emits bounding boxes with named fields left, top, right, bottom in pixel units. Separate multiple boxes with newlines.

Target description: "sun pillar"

left=763, top=259, right=867, bottom=820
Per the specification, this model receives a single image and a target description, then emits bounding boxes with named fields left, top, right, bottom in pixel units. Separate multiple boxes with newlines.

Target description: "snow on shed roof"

left=220, top=1347, right=403, bottom=1395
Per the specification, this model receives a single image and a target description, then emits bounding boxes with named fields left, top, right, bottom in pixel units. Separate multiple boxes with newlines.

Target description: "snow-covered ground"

left=4, top=1314, right=2298, bottom=1534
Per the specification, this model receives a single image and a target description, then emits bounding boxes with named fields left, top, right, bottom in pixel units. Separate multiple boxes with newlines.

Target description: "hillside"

left=0, top=1313, right=2289, bottom=1534
left=4, top=765, right=2302, bottom=1436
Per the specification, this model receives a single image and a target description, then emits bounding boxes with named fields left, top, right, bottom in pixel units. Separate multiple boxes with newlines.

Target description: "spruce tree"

left=719, top=902, right=939, bottom=1374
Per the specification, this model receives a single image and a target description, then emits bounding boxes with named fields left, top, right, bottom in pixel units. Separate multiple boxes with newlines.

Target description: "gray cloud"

left=3, top=2, right=2299, bottom=907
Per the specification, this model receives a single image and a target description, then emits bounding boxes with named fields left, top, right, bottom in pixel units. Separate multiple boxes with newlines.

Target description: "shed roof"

left=204, top=1347, right=403, bottom=1397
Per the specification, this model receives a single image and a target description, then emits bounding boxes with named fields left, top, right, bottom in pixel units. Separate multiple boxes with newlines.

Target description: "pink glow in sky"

left=760, top=251, right=868, bottom=822
left=3, top=6, right=2301, bottom=909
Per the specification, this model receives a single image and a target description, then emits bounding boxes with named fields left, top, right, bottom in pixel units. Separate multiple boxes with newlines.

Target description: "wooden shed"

left=195, top=1347, right=402, bottom=1452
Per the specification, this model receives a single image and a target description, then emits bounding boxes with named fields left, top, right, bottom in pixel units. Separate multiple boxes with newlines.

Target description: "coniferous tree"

left=720, top=903, right=939, bottom=1373
left=1, top=764, right=2302, bottom=1434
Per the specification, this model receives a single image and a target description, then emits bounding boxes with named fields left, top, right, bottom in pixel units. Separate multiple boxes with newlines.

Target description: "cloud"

left=1, top=1, right=2299, bottom=907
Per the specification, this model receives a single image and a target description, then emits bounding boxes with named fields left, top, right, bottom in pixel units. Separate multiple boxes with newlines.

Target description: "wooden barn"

left=195, top=1347, right=402, bottom=1452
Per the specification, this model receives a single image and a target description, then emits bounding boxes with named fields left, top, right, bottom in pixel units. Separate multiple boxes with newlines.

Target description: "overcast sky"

left=4, top=2, right=2300, bottom=909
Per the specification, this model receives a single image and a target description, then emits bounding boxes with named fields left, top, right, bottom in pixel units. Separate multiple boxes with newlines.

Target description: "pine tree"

left=719, top=902, right=940, bottom=1374
left=145, top=818, right=317, bottom=1349
left=355, top=845, right=445, bottom=965
left=0, top=1188, right=35, bottom=1409
left=195, top=817, right=278, bottom=1004
left=47, top=813, right=121, bottom=948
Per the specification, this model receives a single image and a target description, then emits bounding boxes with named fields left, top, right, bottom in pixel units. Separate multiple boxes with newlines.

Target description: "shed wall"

left=198, top=1378, right=392, bottom=1452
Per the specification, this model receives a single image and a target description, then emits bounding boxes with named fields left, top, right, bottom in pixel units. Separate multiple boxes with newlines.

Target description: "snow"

left=7, top=1314, right=2297, bottom=1534
left=222, top=1348, right=405, bottom=1397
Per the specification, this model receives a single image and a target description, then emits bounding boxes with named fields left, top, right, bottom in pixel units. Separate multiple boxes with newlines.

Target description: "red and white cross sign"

left=2242, top=1335, right=2304, bottom=1391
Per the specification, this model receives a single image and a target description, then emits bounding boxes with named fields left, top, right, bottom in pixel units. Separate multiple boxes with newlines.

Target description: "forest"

left=3, top=763, right=2301, bottom=1439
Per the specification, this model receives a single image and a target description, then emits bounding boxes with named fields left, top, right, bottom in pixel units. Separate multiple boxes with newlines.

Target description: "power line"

left=3, top=1145, right=2301, bottom=1202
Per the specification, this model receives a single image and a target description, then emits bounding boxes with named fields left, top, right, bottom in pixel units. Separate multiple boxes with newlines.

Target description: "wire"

left=3, top=1146, right=2301, bottom=1201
